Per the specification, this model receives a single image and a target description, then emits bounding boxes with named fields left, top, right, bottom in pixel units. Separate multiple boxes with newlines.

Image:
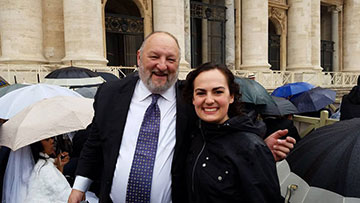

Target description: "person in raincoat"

left=340, top=76, right=360, bottom=120
left=183, top=63, right=283, bottom=203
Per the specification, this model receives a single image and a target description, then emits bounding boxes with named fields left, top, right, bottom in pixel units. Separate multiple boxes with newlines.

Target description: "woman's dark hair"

left=183, top=62, right=243, bottom=118
left=30, top=138, right=53, bottom=163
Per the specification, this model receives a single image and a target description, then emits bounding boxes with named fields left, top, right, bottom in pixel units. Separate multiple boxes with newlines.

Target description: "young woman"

left=183, top=63, right=283, bottom=203
left=24, top=137, right=71, bottom=203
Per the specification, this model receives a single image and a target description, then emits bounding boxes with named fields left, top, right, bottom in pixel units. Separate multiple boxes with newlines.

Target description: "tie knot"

left=151, top=94, right=161, bottom=105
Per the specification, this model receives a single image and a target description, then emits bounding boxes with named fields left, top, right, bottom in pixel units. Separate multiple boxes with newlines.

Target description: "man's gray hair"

left=138, top=31, right=181, bottom=61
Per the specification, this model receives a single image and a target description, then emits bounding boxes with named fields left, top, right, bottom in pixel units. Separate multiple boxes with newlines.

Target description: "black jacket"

left=76, top=73, right=195, bottom=202
left=187, top=115, right=283, bottom=203
left=340, top=86, right=360, bottom=120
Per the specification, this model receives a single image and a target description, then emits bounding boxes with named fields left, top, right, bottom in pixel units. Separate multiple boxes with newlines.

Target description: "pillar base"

left=0, top=56, right=47, bottom=64
left=342, top=68, right=360, bottom=72
left=286, top=64, right=318, bottom=72
left=240, top=63, right=271, bottom=71
left=62, top=56, right=108, bottom=66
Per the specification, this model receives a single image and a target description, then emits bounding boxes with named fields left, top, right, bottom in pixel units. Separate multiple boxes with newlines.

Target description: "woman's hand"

left=55, top=152, right=70, bottom=173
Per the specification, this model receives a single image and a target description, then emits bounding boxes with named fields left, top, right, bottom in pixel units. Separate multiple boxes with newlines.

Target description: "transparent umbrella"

left=0, top=83, right=82, bottom=119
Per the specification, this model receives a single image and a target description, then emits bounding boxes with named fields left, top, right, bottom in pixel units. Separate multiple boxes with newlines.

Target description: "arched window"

left=105, top=0, right=144, bottom=67
left=268, top=20, right=280, bottom=71
left=190, top=0, right=226, bottom=68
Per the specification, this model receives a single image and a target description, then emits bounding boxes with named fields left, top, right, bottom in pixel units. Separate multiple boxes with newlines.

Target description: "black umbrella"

left=45, top=66, right=99, bottom=78
left=260, top=96, right=298, bottom=116
left=290, top=87, right=336, bottom=113
left=97, top=72, right=120, bottom=82
left=43, top=66, right=104, bottom=88
left=285, top=118, right=360, bottom=198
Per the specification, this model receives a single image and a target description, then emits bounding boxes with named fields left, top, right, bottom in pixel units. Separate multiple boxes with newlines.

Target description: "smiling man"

left=68, top=31, right=196, bottom=203
left=68, top=31, right=295, bottom=203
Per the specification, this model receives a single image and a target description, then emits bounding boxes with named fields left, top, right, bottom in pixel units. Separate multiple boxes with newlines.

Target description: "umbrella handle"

left=284, top=184, right=298, bottom=203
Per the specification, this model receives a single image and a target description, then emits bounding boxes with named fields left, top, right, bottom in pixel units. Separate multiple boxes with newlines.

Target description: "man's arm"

left=68, top=85, right=105, bottom=202
left=68, top=176, right=93, bottom=203
left=264, top=129, right=296, bottom=161
left=68, top=189, right=85, bottom=203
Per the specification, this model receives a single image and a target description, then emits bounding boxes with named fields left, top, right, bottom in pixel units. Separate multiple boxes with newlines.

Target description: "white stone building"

left=0, top=0, right=359, bottom=87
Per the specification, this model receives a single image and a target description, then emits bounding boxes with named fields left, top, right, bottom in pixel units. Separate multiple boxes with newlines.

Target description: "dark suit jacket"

left=76, top=73, right=196, bottom=203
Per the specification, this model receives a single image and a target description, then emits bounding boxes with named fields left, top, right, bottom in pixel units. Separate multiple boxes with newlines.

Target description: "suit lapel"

left=107, top=75, right=139, bottom=171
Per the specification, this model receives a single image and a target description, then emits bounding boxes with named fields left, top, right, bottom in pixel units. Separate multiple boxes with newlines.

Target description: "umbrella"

left=277, top=160, right=359, bottom=203
left=0, top=84, right=29, bottom=98
left=277, top=118, right=360, bottom=202
left=234, top=77, right=276, bottom=105
left=97, top=72, right=120, bottom=82
left=0, top=83, right=82, bottom=119
left=0, top=96, right=94, bottom=151
left=74, top=87, right=98, bottom=98
left=271, top=82, right=315, bottom=98
left=290, top=87, right=336, bottom=113
left=0, top=75, right=9, bottom=88
left=43, top=66, right=105, bottom=87
left=260, top=96, right=298, bottom=116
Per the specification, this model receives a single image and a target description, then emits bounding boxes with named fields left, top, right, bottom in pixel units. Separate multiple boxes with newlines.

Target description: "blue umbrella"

left=271, top=82, right=315, bottom=98
left=290, top=87, right=336, bottom=113
left=0, top=76, right=9, bottom=88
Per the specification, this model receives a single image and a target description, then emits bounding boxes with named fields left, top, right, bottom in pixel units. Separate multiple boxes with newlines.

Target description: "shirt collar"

left=137, top=79, right=176, bottom=102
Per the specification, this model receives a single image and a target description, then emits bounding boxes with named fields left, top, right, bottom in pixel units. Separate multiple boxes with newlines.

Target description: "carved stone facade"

left=1, top=0, right=360, bottom=84
left=268, top=3, right=288, bottom=70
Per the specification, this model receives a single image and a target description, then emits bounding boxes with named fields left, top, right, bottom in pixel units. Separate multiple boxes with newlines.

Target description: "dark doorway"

left=190, top=1, right=226, bottom=68
left=105, top=0, right=144, bottom=67
left=268, top=20, right=280, bottom=71
left=321, top=40, right=334, bottom=72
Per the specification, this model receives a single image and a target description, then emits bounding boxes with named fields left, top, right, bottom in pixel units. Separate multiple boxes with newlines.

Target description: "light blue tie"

left=126, top=94, right=161, bottom=203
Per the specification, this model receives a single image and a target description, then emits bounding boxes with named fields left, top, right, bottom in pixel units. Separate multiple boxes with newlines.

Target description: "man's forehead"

left=145, top=33, right=179, bottom=48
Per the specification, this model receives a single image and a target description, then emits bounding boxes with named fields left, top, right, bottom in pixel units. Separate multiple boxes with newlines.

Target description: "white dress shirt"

left=73, top=80, right=177, bottom=203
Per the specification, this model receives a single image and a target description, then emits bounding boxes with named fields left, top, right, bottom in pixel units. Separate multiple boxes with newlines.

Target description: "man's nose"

left=156, top=58, right=167, bottom=70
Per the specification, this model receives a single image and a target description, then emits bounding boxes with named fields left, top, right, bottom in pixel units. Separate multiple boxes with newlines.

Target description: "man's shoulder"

left=98, top=72, right=139, bottom=93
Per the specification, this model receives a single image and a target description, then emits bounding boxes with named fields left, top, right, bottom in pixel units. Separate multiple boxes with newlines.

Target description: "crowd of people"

left=10, top=31, right=360, bottom=202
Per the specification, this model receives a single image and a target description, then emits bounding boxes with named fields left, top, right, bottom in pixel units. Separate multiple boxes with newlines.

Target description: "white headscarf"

left=2, top=146, right=34, bottom=203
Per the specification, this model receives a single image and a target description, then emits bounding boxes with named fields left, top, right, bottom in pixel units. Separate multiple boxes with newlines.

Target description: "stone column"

left=200, top=0, right=209, bottom=65
left=287, top=0, right=313, bottom=71
left=202, top=19, right=209, bottom=63
left=225, top=0, right=235, bottom=69
left=331, top=6, right=341, bottom=72
left=153, top=0, right=190, bottom=68
left=241, top=0, right=270, bottom=71
left=43, top=0, right=65, bottom=63
left=0, top=0, right=46, bottom=63
left=235, top=0, right=241, bottom=70
left=343, top=0, right=360, bottom=72
left=311, top=0, right=322, bottom=71
left=184, top=0, right=191, bottom=65
left=280, top=32, right=287, bottom=71
left=62, top=0, right=107, bottom=66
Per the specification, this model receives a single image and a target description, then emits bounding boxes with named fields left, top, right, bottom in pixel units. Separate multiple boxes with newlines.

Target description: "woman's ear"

left=230, top=94, right=234, bottom=104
